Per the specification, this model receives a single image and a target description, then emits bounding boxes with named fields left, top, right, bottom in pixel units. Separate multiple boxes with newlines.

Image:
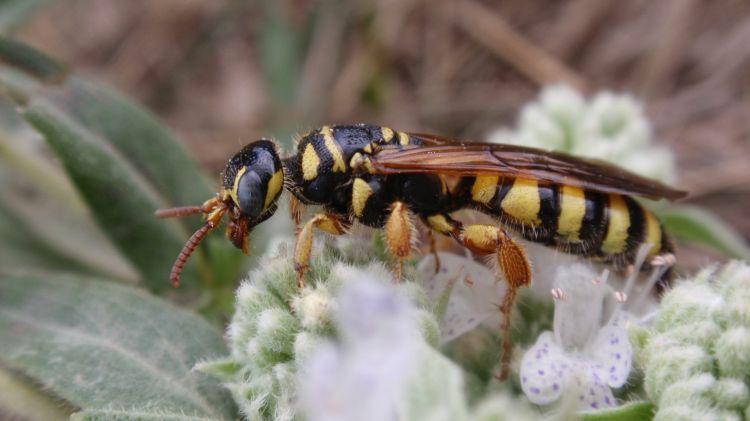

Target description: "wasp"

left=156, top=124, right=686, bottom=378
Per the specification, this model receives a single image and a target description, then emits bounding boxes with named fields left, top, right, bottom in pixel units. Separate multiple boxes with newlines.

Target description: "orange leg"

left=384, top=201, right=415, bottom=281
left=461, top=224, right=532, bottom=380
left=427, top=229, right=442, bottom=274
left=289, top=195, right=305, bottom=235
left=294, top=213, right=348, bottom=288
left=424, top=213, right=532, bottom=380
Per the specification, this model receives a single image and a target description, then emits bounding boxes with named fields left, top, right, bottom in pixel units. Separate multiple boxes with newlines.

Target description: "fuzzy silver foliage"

left=635, top=262, right=750, bottom=421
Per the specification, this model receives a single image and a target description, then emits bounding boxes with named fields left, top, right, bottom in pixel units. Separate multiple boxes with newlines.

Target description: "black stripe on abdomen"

left=535, top=183, right=560, bottom=243
left=579, top=190, right=607, bottom=256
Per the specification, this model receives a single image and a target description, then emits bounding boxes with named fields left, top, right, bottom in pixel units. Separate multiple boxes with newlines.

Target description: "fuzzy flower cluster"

left=488, top=85, right=675, bottom=183
left=198, top=239, right=543, bottom=420
left=196, top=242, right=440, bottom=421
left=634, top=261, right=750, bottom=420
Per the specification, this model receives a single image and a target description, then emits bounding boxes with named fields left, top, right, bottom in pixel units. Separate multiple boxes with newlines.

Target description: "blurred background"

left=2, top=0, right=749, bottom=284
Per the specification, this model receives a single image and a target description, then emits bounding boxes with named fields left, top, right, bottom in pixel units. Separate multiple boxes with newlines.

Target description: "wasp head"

left=221, top=140, right=284, bottom=249
left=155, top=140, right=284, bottom=287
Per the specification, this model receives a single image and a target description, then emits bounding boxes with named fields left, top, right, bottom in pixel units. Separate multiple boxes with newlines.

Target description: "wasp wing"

left=369, top=133, right=687, bottom=200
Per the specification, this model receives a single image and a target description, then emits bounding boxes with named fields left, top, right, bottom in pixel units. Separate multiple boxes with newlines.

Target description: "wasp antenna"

left=155, top=206, right=204, bottom=219
left=170, top=223, right=214, bottom=287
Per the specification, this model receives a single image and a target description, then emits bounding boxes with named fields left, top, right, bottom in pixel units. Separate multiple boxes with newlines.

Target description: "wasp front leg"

left=294, top=213, right=348, bottom=288
left=425, top=213, right=532, bottom=380
left=289, top=195, right=305, bottom=234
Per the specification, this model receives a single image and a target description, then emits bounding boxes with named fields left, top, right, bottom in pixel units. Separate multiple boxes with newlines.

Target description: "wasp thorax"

left=223, top=140, right=284, bottom=221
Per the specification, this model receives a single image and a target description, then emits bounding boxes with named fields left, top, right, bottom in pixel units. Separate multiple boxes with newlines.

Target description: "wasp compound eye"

left=224, top=140, right=284, bottom=222
left=235, top=169, right=264, bottom=219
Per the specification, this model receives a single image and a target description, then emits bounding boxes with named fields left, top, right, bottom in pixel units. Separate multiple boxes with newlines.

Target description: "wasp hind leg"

left=426, top=230, right=442, bottom=274
left=425, top=213, right=532, bottom=380
left=294, top=213, right=348, bottom=288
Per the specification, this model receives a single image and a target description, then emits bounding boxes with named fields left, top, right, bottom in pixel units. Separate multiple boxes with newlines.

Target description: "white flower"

left=520, top=264, right=633, bottom=410
left=488, top=85, right=675, bottom=183
left=416, top=252, right=505, bottom=342
left=297, top=275, right=423, bottom=421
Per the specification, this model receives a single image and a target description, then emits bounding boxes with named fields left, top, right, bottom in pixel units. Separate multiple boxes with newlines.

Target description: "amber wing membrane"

left=369, top=133, right=687, bottom=200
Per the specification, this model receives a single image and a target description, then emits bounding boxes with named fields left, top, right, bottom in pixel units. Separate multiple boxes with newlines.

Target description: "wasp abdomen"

left=467, top=175, right=670, bottom=267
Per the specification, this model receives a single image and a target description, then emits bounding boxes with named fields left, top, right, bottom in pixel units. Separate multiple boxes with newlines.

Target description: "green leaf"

left=50, top=76, right=214, bottom=211
left=580, top=401, right=654, bottom=421
left=0, top=273, right=237, bottom=420
left=658, top=205, right=750, bottom=261
left=194, top=358, right=242, bottom=380
left=0, top=39, right=243, bottom=293
left=71, top=409, right=225, bottom=421
left=0, top=367, right=71, bottom=420
left=21, top=98, right=199, bottom=291
left=49, top=77, right=243, bottom=288
left=0, top=198, right=98, bottom=275
left=0, top=36, right=65, bottom=82
left=259, top=2, right=303, bottom=106
left=0, top=0, right=49, bottom=35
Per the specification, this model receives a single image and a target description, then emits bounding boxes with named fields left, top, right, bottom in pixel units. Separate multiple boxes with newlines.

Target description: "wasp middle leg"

left=424, top=213, right=532, bottom=380
left=384, top=201, right=416, bottom=281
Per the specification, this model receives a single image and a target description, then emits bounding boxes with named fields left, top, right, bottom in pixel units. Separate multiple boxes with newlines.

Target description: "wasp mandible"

left=156, top=124, right=686, bottom=379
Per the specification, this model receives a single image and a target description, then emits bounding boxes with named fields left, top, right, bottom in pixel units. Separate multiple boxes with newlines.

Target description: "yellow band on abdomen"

left=557, top=185, right=586, bottom=242
left=501, top=178, right=541, bottom=225
left=601, top=195, right=630, bottom=254
left=643, top=208, right=662, bottom=257
left=471, top=175, right=499, bottom=204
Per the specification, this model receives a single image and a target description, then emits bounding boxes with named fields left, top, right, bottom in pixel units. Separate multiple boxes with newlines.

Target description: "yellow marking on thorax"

left=398, top=131, right=410, bottom=146
left=321, top=126, right=346, bottom=173
left=230, top=166, right=248, bottom=205
left=643, top=208, right=662, bottom=258
left=352, top=178, right=373, bottom=217
left=350, top=152, right=375, bottom=173
left=263, top=169, right=284, bottom=211
left=471, top=175, right=499, bottom=203
left=381, top=127, right=394, bottom=142
left=556, top=185, right=586, bottom=242
left=501, top=178, right=541, bottom=225
left=426, top=214, right=453, bottom=234
left=601, top=195, right=630, bottom=254
left=302, top=143, right=320, bottom=181
left=363, top=144, right=373, bottom=153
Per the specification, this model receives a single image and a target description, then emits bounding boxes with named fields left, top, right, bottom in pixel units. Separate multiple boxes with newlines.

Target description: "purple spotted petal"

left=520, top=331, right=573, bottom=405
left=586, top=322, right=633, bottom=387
left=572, top=365, right=617, bottom=410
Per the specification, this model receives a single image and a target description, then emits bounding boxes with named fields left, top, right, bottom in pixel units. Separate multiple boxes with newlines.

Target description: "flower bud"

left=712, top=378, right=750, bottom=410
left=257, top=308, right=299, bottom=356
left=655, top=283, right=722, bottom=331
left=715, top=327, right=750, bottom=378
left=292, top=286, right=336, bottom=332
left=644, top=343, right=712, bottom=402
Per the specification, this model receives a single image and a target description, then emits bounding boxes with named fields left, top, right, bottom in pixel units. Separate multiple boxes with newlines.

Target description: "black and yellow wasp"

left=157, top=124, right=686, bottom=378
